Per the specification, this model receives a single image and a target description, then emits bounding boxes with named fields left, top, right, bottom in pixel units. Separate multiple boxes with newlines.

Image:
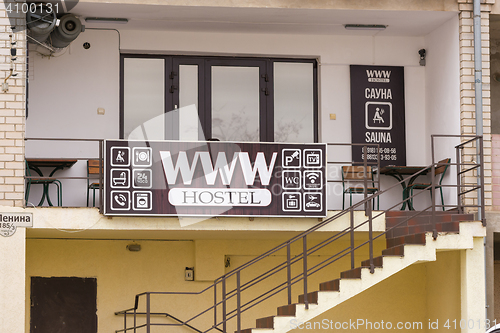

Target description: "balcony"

left=24, top=136, right=484, bottom=226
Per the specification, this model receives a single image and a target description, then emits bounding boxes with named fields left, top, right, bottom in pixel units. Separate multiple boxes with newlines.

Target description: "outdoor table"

left=378, top=165, right=429, bottom=210
left=26, top=158, right=78, bottom=206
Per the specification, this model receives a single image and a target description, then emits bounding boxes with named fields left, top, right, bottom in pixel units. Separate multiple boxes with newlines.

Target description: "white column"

left=461, top=237, right=486, bottom=333
left=0, top=228, right=26, bottom=333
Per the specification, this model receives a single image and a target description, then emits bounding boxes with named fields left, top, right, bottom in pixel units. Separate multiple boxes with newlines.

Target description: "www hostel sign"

left=104, top=140, right=326, bottom=217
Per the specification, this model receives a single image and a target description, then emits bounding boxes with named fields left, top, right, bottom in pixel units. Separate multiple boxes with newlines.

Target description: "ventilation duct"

left=26, top=3, right=57, bottom=43
left=49, top=14, right=83, bottom=48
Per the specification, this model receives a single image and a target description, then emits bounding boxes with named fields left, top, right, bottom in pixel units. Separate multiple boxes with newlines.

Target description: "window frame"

left=120, top=54, right=318, bottom=142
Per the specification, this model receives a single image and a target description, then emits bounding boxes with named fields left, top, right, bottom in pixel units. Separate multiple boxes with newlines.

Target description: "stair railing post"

left=363, top=145, right=368, bottom=214
left=222, top=278, right=227, bottom=333
left=124, top=310, right=127, bottom=333
left=431, top=162, right=437, bottom=240
left=302, top=236, right=308, bottom=309
left=214, top=282, right=217, bottom=330
left=134, top=307, right=136, bottom=333
left=287, top=242, right=292, bottom=305
left=146, top=293, right=151, bottom=333
left=350, top=207, right=355, bottom=270
left=134, top=295, right=138, bottom=333
left=456, top=145, right=462, bottom=214
left=368, top=200, right=374, bottom=274
left=237, top=271, right=241, bottom=333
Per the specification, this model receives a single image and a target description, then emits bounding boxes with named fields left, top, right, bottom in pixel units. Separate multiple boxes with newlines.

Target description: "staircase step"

left=298, top=291, right=318, bottom=304
left=386, top=232, right=426, bottom=248
left=340, top=267, right=362, bottom=279
left=256, top=316, right=274, bottom=329
left=361, top=256, right=384, bottom=268
left=319, top=278, right=340, bottom=291
left=277, top=304, right=296, bottom=316
left=238, top=329, right=254, bottom=333
left=386, top=212, right=474, bottom=229
left=385, top=210, right=458, bottom=218
left=382, top=244, right=405, bottom=256
left=387, top=221, right=460, bottom=238
left=451, top=213, right=474, bottom=222
left=436, top=221, right=460, bottom=232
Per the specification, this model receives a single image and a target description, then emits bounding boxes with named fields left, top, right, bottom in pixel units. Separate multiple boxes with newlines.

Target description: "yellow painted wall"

left=425, top=251, right=461, bottom=330
left=25, top=234, right=386, bottom=333
left=26, top=239, right=204, bottom=333
left=290, top=251, right=462, bottom=333
left=26, top=234, right=466, bottom=333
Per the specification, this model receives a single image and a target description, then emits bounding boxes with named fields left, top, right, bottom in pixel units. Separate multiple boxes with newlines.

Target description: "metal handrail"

left=115, top=135, right=484, bottom=333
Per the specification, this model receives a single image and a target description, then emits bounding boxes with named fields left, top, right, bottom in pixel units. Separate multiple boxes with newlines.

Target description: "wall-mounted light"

left=344, top=24, right=387, bottom=31
left=419, top=49, right=426, bottom=66
left=126, top=243, right=141, bottom=252
left=85, top=17, right=129, bottom=24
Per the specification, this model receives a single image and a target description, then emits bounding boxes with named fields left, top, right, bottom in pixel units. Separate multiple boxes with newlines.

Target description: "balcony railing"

left=23, top=135, right=484, bottom=219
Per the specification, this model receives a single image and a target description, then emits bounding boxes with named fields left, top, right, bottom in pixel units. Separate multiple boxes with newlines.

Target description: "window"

left=121, top=55, right=318, bottom=143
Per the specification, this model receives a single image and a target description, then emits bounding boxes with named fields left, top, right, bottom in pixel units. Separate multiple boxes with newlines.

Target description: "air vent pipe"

left=49, top=14, right=83, bottom=48
left=26, top=3, right=57, bottom=43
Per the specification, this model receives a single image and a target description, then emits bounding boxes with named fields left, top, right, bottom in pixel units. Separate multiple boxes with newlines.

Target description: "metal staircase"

left=115, top=135, right=485, bottom=333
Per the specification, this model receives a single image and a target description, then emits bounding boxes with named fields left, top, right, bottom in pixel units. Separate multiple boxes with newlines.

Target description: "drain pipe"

left=473, top=0, right=488, bottom=321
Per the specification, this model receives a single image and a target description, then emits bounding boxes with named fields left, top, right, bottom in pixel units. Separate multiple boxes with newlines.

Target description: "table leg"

left=43, top=183, right=54, bottom=206
left=37, top=184, right=47, bottom=206
left=406, top=174, right=423, bottom=211
left=29, top=165, right=49, bottom=207
left=386, top=174, right=407, bottom=210
left=29, top=165, right=59, bottom=207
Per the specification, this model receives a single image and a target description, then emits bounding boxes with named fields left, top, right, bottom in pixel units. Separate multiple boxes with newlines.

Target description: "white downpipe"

left=473, top=0, right=487, bottom=320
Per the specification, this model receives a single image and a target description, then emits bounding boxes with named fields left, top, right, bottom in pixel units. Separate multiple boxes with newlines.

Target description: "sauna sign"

left=104, top=140, right=326, bottom=217
left=350, top=65, right=406, bottom=167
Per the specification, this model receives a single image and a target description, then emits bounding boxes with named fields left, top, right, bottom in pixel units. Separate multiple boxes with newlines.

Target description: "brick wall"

left=458, top=0, right=494, bottom=210
left=0, top=0, right=26, bottom=207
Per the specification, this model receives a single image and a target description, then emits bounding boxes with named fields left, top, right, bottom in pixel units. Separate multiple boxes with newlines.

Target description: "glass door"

left=205, top=59, right=269, bottom=142
left=122, top=57, right=168, bottom=140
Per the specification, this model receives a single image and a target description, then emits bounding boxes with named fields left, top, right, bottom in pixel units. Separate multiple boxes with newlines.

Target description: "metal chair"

left=25, top=160, right=62, bottom=206
left=408, top=158, right=451, bottom=211
left=342, top=165, right=379, bottom=210
left=87, top=159, right=102, bottom=207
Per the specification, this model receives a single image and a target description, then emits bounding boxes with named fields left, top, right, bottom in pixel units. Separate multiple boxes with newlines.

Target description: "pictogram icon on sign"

left=110, top=191, right=130, bottom=210
left=133, top=169, right=152, bottom=188
left=282, top=149, right=301, bottom=168
left=282, top=192, right=301, bottom=212
left=304, top=170, right=323, bottom=189
left=304, top=193, right=322, bottom=212
left=282, top=170, right=301, bottom=190
left=133, top=147, right=152, bottom=167
left=365, top=102, right=392, bottom=130
left=111, top=147, right=130, bottom=167
left=133, top=191, right=152, bottom=211
left=304, top=149, right=322, bottom=168
left=111, top=169, right=130, bottom=188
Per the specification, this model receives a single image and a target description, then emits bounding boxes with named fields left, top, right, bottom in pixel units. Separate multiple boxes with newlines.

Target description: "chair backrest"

left=87, top=159, right=103, bottom=177
left=434, top=158, right=451, bottom=184
left=342, top=166, right=373, bottom=181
